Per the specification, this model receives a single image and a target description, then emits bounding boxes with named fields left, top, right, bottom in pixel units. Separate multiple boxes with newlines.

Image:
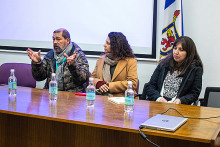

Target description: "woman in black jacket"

left=141, top=36, right=203, bottom=105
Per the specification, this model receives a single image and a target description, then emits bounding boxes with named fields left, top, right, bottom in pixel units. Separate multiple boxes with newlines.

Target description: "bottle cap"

left=52, top=73, right=56, bottom=77
left=10, top=69, right=15, bottom=72
left=128, top=81, right=132, bottom=85
left=89, top=77, right=93, bottom=82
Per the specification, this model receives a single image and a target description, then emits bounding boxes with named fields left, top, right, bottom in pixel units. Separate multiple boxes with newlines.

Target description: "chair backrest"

left=135, top=79, right=139, bottom=94
left=202, top=87, right=220, bottom=108
left=0, top=63, right=36, bottom=88
left=138, top=82, right=149, bottom=100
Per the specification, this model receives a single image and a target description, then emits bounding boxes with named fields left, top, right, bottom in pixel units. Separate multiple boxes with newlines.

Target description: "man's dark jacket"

left=31, top=42, right=89, bottom=92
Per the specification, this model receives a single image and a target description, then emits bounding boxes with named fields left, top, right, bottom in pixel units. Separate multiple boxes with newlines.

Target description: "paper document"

left=108, top=97, right=125, bottom=104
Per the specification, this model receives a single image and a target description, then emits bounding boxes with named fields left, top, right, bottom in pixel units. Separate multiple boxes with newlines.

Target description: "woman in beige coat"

left=91, top=32, right=138, bottom=96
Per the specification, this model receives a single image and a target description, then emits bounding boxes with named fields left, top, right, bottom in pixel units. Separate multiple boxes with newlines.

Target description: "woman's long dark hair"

left=108, top=32, right=135, bottom=59
left=160, top=36, right=203, bottom=76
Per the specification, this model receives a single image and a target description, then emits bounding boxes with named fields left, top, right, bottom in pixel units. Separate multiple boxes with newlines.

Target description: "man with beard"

left=26, top=28, right=89, bottom=92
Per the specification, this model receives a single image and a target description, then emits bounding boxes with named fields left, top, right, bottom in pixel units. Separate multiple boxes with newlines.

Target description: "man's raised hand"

left=26, top=48, right=41, bottom=63
left=64, top=52, right=77, bottom=65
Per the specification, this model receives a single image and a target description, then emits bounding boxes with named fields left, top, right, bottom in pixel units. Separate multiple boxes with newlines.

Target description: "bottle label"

left=49, top=86, right=58, bottom=95
left=9, top=81, right=17, bottom=89
left=125, top=96, right=134, bottom=106
left=86, top=92, right=95, bottom=101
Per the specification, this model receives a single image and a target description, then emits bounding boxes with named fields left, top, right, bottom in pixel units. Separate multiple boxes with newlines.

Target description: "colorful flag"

left=160, top=0, right=184, bottom=59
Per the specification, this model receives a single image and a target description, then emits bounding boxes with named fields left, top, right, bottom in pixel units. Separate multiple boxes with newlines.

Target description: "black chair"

left=135, top=82, right=148, bottom=100
left=135, top=79, right=139, bottom=94
left=200, top=87, right=220, bottom=108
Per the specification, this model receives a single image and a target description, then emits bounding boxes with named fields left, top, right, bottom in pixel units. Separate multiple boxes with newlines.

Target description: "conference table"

left=0, top=85, right=220, bottom=147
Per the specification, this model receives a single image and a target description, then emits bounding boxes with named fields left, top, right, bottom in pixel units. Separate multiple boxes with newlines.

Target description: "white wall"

left=0, top=0, right=220, bottom=98
left=182, top=0, right=220, bottom=97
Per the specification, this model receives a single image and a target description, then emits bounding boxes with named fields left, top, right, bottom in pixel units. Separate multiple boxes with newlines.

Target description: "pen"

left=75, top=92, right=86, bottom=96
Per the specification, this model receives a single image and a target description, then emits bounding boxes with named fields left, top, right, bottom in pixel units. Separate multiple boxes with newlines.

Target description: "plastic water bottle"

left=124, top=81, right=134, bottom=112
left=86, top=77, right=96, bottom=107
left=8, top=69, right=17, bottom=96
left=49, top=73, right=58, bottom=101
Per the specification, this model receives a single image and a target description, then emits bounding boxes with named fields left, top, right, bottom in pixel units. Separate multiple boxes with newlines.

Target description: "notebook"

left=141, top=114, right=188, bottom=132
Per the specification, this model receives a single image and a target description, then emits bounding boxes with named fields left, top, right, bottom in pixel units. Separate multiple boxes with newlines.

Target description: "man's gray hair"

left=53, top=28, right=71, bottom=40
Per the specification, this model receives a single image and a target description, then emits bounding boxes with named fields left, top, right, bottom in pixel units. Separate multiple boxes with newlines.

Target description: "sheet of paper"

left=108, top=97, right=125, bottom=104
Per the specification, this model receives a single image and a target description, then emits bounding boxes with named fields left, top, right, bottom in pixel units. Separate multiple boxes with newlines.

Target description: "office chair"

left=0, top=63, right=36, bottom=88
left=200, top=87, right=220, bottom=108
left=135, top=79, right=139, bottom=94
left=136, top=82, right=148, bottom=100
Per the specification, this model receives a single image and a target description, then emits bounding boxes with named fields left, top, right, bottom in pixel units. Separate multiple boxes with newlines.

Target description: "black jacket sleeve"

left=178, top=66, right=203, bottom=104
